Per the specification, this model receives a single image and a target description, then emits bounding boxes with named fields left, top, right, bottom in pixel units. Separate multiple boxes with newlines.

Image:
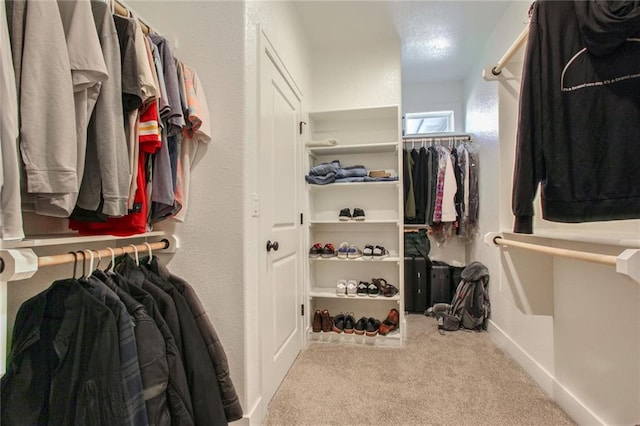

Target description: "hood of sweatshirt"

left=460, top=261, right=489, bottom=284
left=575, top=1, right=640, bottom=56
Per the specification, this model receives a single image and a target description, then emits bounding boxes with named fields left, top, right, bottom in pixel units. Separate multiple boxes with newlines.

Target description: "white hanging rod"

left=484, top=232, right=640, bottom=283
left=491, top=26, right=529, bottom=76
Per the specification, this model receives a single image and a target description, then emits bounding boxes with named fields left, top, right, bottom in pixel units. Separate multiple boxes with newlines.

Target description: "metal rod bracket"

left=616, top=249, right=640, bottom=283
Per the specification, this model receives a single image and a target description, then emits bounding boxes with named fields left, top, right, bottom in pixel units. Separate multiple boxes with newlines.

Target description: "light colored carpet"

left=264, top=315, right=575, bottom=426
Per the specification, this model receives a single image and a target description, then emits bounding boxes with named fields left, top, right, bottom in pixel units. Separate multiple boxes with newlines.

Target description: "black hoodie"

left=512, top=0, right=640, bottom=233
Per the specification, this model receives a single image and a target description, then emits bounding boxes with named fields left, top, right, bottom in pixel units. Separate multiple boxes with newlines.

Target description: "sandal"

left=363, top=244, right=374, bottom=259
left=372, top=278, right=398, bottom=297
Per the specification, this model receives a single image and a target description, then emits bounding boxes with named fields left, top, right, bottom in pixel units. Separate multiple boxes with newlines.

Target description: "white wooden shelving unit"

left=304, top=105, right=404, bottom=347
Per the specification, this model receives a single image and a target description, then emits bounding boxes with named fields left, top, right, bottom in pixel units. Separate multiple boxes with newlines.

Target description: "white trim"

left=488, top=320, right=606, bottom=425
left=236, top=397, right=263, bottom=426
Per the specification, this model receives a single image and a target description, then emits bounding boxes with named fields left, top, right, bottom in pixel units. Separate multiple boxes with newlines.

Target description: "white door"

left=258, top=32, right=304, bottom=406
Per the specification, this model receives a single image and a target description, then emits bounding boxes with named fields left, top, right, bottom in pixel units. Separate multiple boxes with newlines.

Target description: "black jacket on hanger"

left=1, top=280, right=124, bottom=425
left=145, top=257, right=243, bottom=422
left=117, top=256, right=227, bottom=426
left=513, top=0, right=640, bottom=233
left=110, top=271, right=195, bottom=426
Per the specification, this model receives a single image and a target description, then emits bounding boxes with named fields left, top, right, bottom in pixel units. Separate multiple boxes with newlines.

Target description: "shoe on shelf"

left=321, top=310, right=332, bottom=332
left=362, top=244, right=374, bottom=259
left=382, top=283, right=399, bottom=297
left=339, top=208, right=352, bottom=221
left=378, top=309, right=400, bottom=336
left=354, top=316, right=368, bottom=335
left=336, top=279, right=347, bottom=296
left=347, top=245, right=362, bottom=259
left=367, top=281, right=380, bottom=297
left=373, top=245, right=390, bottom=258
left=343, top=313, right=356, bottom=334
left=352, top=208, right=366, bottom=221
left=332, top=313, right=346, bottom=333
left=365, top=317, right=381, bottom=337
left=337, top=242, right=349, bottom=259
left=312, top=310, right=322, bottom=332
left=346, top=280, right=358, bottom=297
left=356, top=281, right=369, bottom=296
left=309, top=243, right=323, bottom=258
left=321, top=243, right=336, bottom=258
left=372, top=278, right=398, bottom=297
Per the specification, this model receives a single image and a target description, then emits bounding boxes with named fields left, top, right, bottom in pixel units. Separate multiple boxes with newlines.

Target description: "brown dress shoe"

left=312, top=310, right=322, bottom=332
left=378, top=308, right=400, bottom=336
left=321, top=309, right=332, bottom=332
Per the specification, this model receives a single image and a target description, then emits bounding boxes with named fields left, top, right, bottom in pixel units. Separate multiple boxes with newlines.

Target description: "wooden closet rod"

left=492, top=236, right=617, bottom=266
left=113, top=0, right=151, bottom=34
left=492, top=26, right=529, bottom=76
left=37, top=239, right=169, bottom=268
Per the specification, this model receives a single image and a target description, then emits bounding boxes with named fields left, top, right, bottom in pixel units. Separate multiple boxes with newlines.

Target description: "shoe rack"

left=304, top=105, right=404, bottom=347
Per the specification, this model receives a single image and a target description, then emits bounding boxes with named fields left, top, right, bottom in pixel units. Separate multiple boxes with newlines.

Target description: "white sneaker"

left=346, top=280, right=357, bottom=297
left=336, top=279, right=347, bottom=296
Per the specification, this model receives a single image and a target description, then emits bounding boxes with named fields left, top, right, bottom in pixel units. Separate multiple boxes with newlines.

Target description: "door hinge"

left=300, top=213, right=303, bottom=225
left=301, top=304, right=305, bottom=316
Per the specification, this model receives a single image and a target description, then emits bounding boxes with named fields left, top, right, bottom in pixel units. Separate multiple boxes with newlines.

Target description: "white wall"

left=402, top=80, right=465, bottom=132
left=464, top=2, right=640, bottom=425
left=311, top=40, right=401, bottom=111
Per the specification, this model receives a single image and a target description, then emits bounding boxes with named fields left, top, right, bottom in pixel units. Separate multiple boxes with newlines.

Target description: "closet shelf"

left=308, top=142, right=398, bottom=156
left=309, top=220, right=399, bottom=226
left=0, top=231, right=168, bottom=250
left=308, top=181, right=399, bottom=190
left=309, top=330, right=401, bottom=346
left=500, top=229, right=640, bottom=249
left=310, top=288, right=400, bottom=301
left=309, top=256, right=400, bottom=263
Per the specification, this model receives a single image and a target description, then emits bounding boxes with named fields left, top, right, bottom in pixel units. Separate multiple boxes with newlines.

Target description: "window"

left=403, top=111, right=455, bottom=135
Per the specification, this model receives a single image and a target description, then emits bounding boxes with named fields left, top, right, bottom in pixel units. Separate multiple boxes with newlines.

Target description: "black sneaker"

left=367, top=281, right=380, bottom=297
left=354, top=316, right=368, bottom=335
left=365, top=317, right=380, bottom=336
left=339, top=208, right=352, bottom=221
left=352, top=208, right=365, bottom=221
left=343, top=313, right=356, bottom=334
left=309, top=243, right=323, bottom=258
left=356, top=281, right=369, bottom=296
left=332, top=313, right=346, bottom=333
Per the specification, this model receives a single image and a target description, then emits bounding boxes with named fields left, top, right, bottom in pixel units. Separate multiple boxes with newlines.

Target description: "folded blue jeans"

left=306, top=173, right=336, bottom=185
left=336, top=166, right=367, bottom=178
left=309, top=160, right=340, bottom=176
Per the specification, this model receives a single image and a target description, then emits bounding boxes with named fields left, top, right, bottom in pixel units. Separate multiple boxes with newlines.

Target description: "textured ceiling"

left=295, top=1, right=512, bottom=83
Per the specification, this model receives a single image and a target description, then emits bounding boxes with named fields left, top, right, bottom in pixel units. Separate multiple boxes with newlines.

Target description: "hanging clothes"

left=0, top=0, right=23, bottom=240
left=402, top=139, right=479, bottom=245
left=512, top=0, right=640, bottom=233
left=116, top=256, right=228, bottom=425
left=1, top=279, right=125, bottom=425
left=2, top=253, right=240, bottom=425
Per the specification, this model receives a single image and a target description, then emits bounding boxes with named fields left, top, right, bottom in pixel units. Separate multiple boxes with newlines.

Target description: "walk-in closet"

left=1, top=1, right=639, bottom=425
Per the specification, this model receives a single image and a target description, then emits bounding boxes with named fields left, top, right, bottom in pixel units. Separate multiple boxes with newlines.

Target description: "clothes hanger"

left=106, top=247, right=116, bottom=273
left=68, top=252, right=78, bottom=279
left=84, top=250, right=96, bottom=275
left=143, top=242, right=153, bottom=265
left=128, top=244, right=140, bottom=267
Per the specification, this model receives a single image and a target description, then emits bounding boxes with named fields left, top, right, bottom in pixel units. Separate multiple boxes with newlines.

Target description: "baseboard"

left=487, top=320, right=605, bottom=425
left=234, top=397, right=263, bottom=426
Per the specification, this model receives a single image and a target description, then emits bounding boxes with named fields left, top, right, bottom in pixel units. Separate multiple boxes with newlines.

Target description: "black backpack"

left=449, top=261, right=490, bottom=330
